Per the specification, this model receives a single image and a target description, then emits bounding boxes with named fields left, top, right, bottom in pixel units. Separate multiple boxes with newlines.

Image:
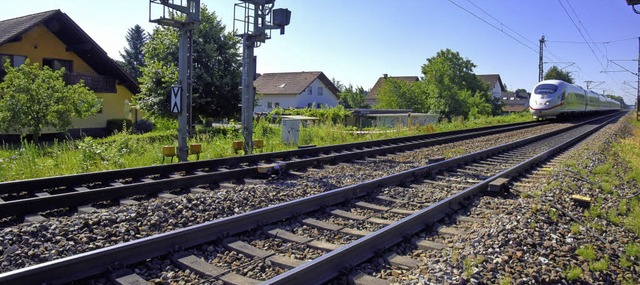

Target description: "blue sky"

left=1, top=0, right=639, bottom=104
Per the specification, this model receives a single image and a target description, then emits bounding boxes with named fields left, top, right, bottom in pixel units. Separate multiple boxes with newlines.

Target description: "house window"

left=307, top=103, right=312, bottom=108
left=317, top=87, right=323, bottom=96
left=0, top=54, right=27, bottom=80
left=317, top=103, right=322, bottom=108
left=267, top=102, right=273, bottom=108
left=307, top=87, right=312, bottom=95
left=43, top=58, right=73, bottom=72
left=275, top=102, right=280, bottom=108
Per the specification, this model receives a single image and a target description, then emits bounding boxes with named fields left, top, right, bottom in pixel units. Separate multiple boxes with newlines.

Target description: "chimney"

left=383, top=74, right=388, bottom=78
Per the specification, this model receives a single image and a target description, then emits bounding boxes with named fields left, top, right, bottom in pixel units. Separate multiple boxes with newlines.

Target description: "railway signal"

left=234, top=0, right=291, bottom=154
left=149, top=0, right=200, bottom=162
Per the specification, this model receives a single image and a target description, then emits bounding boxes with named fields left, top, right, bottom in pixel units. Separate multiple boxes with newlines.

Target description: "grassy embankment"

left=560, top=115, right=640, bottom=283
left=0, top=112, right=532, bottom=182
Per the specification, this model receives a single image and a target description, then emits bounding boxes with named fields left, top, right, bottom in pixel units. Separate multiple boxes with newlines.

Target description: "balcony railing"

left=64, top=73, right=117, bottom=93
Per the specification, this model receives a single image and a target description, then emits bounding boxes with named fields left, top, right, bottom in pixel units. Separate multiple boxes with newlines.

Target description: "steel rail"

left=0, top=121, right=544, bottom=195
left=0, top=121, right=546, bottom=219
left=263, top=113, right=623, bottom=285
left=0, top=116, right=609, bottom=285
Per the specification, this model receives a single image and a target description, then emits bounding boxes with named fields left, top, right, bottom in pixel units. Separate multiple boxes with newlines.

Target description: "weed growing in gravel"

left=443, top=147, right=465, bottom=159
left=619, top=255, right=632, bottom=268
left=585, top=202, right=605, bottom=219
left=625, top=243, right=640, bottom=257
left=450, top=248, right=460, bottom=265
left=589, top=257, right=609, bottom=271
left=463, top=258, right=473, bottom=278
left=498, top=276, right=513, bottom=285
left=549, top=208, right=559, bottom=222
left=564, top=265, right=583, bottom=281
left=570, top=223, right=581, bottom=234
left=576, top=244, right=597, bottom=261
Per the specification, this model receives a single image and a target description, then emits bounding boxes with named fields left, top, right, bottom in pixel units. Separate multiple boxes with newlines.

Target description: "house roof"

left=254, top=71, right=340, bottom=96
left=0, top=10, right=138, bottom=93
left=367, top=75, right=420, bottom=103
left=477, top=74, right=505, bottom=92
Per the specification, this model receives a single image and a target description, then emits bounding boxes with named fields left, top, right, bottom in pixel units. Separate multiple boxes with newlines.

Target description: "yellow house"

left=0, top=10, right=140, bottom=137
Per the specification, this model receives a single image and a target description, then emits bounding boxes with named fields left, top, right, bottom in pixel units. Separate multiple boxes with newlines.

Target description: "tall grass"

left=0, top=111, right=532, bottom=182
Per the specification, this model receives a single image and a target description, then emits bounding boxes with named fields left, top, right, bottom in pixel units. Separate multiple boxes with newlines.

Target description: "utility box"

left=282, top=119, right=300, bottom=145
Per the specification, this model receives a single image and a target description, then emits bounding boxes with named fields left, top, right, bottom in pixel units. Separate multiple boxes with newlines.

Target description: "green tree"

left=422, top=49, right=496, bottom=120
left=0, top=60, right=100, bottom=141
left=544, top=65, right=574, bottom=84
left=338, top=84, right=368, bottom=109
left=120, top=24, right=148, bottom=81
left=375, top=78, right=428, bottom=112
left=138, top=6, right=241, bottom=119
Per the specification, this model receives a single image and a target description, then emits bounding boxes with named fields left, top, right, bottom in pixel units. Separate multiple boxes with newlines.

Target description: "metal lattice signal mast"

left=234, top=0, right=291, bottom=154
left=149, top=0, right=200, bottom=162
left=538, top=35, right=545, bottom=82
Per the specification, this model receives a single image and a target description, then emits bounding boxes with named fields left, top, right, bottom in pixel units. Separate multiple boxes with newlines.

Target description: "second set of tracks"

left=0, top=112, right=625, bottom=284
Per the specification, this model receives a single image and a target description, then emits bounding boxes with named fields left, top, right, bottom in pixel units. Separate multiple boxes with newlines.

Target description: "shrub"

left=106, top=119, right=132, bottom=134
left=133, top=119, right=155, bottom=134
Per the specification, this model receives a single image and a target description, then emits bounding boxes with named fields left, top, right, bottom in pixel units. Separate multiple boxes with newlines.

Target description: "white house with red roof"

left=253, top=71, right=340, bottom=113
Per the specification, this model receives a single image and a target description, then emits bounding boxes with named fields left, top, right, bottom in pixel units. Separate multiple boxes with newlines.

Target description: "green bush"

left=106, top=119, right=133, bottom=134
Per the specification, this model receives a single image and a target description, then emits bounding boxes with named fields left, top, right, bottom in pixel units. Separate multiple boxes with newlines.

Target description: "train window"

left=534, top=84, right=557, bottom=95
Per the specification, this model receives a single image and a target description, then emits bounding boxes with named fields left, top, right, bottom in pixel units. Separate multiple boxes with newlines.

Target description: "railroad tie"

left=415, top=239, right=447, bottom=251
left=330, top=209, right=367, bottom=221
left=157, top=191, right=178, bottom=199
left=172, top=254, right=226, bottom=278
left=77, top=205, right=97, bottom=214
left=23, top=213, right=47, bottom=223
left=110, top=270, right=148, bottom=285
left=189, top=187, right=209, bottom=194
left=351, top=272, right=390, bottom=285
left=307, top=240, right=341, bottom=251
left=119, top=198, right=139, bottom=206
left=267, top=228, right=314, bottom=244
left=224, top=240, right=305, bottom=270
left=355, top=201, right=391, bottom=212
left=302, top=218, right=344, bottom=231
left=438, top=226, right=465, bottom=236
left=225, top=240, right=273, bottom=259
left=366, top=217, right=396, bottom=225
left=266, top=254, right=306, bottom=269
left=389, top=208, right=416, bottom=216
left=340, top=227, right=373, bottom=237
left=218, top=272, right=261, bottom=285
left=384, top=253, right=423, bottom=270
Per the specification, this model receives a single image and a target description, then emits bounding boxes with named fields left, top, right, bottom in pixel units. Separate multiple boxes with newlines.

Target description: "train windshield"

left=534, top=84, right=558, bottom=95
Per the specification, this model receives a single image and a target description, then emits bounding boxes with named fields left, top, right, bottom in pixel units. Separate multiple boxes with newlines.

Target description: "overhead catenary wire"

left=446, top=0, right=538, bottom=54
left=556, top=0, right=606, bottom=71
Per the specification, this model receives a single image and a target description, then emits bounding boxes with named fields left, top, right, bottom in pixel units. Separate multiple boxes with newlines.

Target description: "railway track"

left=0, top=120, right=548, bottom=224
left=0, top=112, right=623, bottom=284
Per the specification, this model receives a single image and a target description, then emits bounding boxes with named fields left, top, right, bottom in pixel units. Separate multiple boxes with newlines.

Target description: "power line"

left=464, top=0, right=538, bottom=48
left=446, top=0, right=538, bottom=54
left=548, top=37, right=637, bottom=44
left=556, top=0, right=606, bottom=71
left=565, top=0, right=607, bottom=62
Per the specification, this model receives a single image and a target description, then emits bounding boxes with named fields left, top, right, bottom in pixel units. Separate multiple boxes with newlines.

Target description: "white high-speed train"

left=529, top=80, right=621, bottom=119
